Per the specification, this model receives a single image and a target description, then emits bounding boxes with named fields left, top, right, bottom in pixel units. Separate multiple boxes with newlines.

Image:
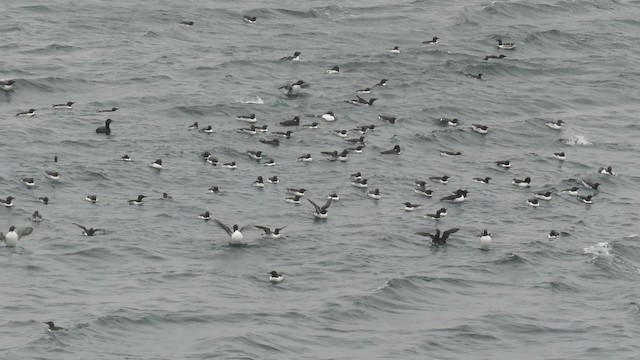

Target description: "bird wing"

left=18, top=227, right=33, bottom=238
left=214, top=219, right=232, bottom=236
left=416, top=232, right=435, bottom=241
left=356, top=95, right=367, bottom=103
left=0, top=232, right=4, bottom=241
left=321, top=198, right=332, bottom=211
left=73, top=223, right=88, bottom=232
left=239, top=224, right=252, bottom=232
left=255, top=225, right=272, bottom=234
left=307, top=198, right=322, bottom=213
left=275, top=225, right=288, bottom=232
left=442, top=228, right=460, bottom=241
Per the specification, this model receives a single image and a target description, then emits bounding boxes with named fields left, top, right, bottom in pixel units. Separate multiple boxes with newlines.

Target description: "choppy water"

left=2, top=0, right=640, bottom=359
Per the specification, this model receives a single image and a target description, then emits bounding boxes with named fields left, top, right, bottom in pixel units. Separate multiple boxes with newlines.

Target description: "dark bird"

left=127, top=195, right=146, bottom=205
left=308, top=198, right=332, bottom=219
left=96, top=119, right=113, bottom=135
left=380, top=145, right=401, bottom=155
left=349, top=95, right=377, bottom=106
left=44, top=321, right=63, bottom=332
left=484, top=54, right=506, bottom=60
left=416, top=228, right=460, bottom=245
left=255, top=225, right=287, bottom=239
left=73, top=223, right=105, bottom=236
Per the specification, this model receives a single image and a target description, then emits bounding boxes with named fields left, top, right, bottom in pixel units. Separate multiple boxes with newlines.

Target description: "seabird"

left=272, top=130, right=293, bottom=138
left=268, top=176, right=279, bottom=184
left=127, top=195, right=146, bottom=205
left=352, top=125, right=375, bottom=134
left=472, top=177, right=491, bottom=184
left=237, top=114, right=256, bottom=123
left=96, top=119, right=113, bottom=135
left=180, top=21, right=194, bottom=26
left=303, top=122, right=319, bottom=128
left=85, top=195, right=98, bottom=203
left=471, top=124, right=489, bottom=134
left=287, top=188, right=306, bottom=196
left=368, top=188, right=381, bottom=200
left=281, top=51, right=302, bottom=61
left=598, top=166, right=615, bottom=176
left=417, top=228, right=460, bottom=246
left=198, top=211, right=211, bottom=221
left=1, top=79, right=15, bottom=91
left=97, top=107, right=118, bottom=113
left=466, top=73, right=483, bottom=80
left=577, top=194, right=593, bottom=204
left=380, top=145, right=401, bottom=154
left=403, top=202, right=421, bottom=211
left=269, top=271, right=284, bottom=283
left=280, top=80, right=308, bottom=96
left=422, top=36, right=439, bottom=45
left=243, top=15, right=257, bottom=23
left=280, top=116, right=300, bottom=126
left=581, top=179, right=600, bottom=191
left=255, top=225, right=287, bottom=239
left=222, top=161, right=237, bottom=169
left=497, top=39, right=516, bottom=50
left=440, top=151, right=461, bottom=157
left=321, top=111, right=336, bottom=122
left=31, top=211, right=43, bottom=222
left=120, top=154, right=132, bottom=161
left=430, top=175, right=450, bottom=184
left=247, top=150, right=263, bottom=160
left=345, top=136, right=365, bottom=144
left=39, top=197, right=49, bottom=205
left=52, top=101, right=74, bottom=109
left=214, top=219, right=248, bottom=245
left=484, top=54, right=506, bottom=60
left=327, top=193, right=340, bottom=201
left=261, top=159, right=276, bottom=167
left=208, top=186, right=219, bottom=193
left=162, top=193, right=172, bottom=199
left=188, top=122, right=198, bottom=130
left=333, top=129, right=348, bottom=138
left=351, top=178, right=368, bottom=188
left=562, top=187, right=579, bottom=196
left=1, top=226, right=33, bottom=247
left=0, top=196, right=15, bottom=207
left=548, top=230, right=560, bottom=240
left=534, top=191, right=553, bottom=201
left=552, top=152, right=566, bottom=160
left=355, top=87, right=372, bottom=94
left=373, top=79, right=388, bottom=87
left=440, top=118, right=459, bottom=126
left=390, top=46, right=400, bottom=54
left=308, top=198, right=332, bottom=219
left=44, top=171, right=59, bottom=180
left=349, top=95, right=377, bottom=106
left=21, top=177, right=35, bottom=187
left=495, top=160, right=511, bottom=168
left=512, top=177, right=531, bottom=187
left=73, top=223, right=105, bottom=236
left=326, top=66, right=339, bottom=74
left=149, top=159, right=163, bottom=169
left=44, top=321, right=64, bottom=332
left=440, top=189, right=467, bottom=203
left=297, top=154, right=312, bottom=162
left=545, top=120, right=564, bottom=130
left=527, top=198, right=540, bottom=207
left=206, top=155, right=218, bottom=165
left=414, top=186, right=434, bottom=197
left=199, top=125, right=215, bottom=133
left=251, top=176, right=265, bottom=188
left=378, top=115, right=396, bottom=124
left=16, top=109, right=36, bottom=117
left=285, top=195, right=301, bottom=204
left=480, top=229, right=492, bottom=250
left=424, top=208, right=446, bottom=220
left=260, top=138, right=280, bottom=146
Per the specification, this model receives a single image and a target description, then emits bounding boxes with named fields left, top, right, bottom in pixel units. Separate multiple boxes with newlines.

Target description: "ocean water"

left=2, top=0, right=640, bottom=359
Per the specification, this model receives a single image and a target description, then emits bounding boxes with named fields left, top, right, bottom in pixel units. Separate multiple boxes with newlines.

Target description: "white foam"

left=583, top=242, right=612, bottom=259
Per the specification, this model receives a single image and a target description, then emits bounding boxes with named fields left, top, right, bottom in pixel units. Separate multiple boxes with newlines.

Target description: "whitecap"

left=583, top=242, right=612, bottom=259
left=234, top=95, right=264, bottom=105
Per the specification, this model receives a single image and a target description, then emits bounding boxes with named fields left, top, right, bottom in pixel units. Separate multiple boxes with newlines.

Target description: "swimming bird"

left=237, top=114, right=256, bottom=122
left=269, top=271, right=284, bottom=283
left=417, top=228, right=460, bottom=246
left=280, top=116, right=300, bottom=126
left=222, top=161, right=237, bottom=169
left=247, top=150, right=263, bottom=160
left=255, top=225, right=287, bottom=239
left=260, top=138, right=280, bottom=146
left=577, top=194, right=593, bottom=204
left=333, top=130, right=348, bottom=138
left=351, top=179, right=368, bottom=188
left=1, top=79, right=15, bottom=91
left=484, top=54, right=506, bottom=60
left=120, top=154, right=132, bottom=161
left=44, top=321, right=63, bottom=332
left=243, top=15, right=257, bottom=23
left=73, top=223, right=105, bottom=236
left=390, top=46, right=400, bottom=54
left=280, top=80, right=308, bottom=96
left=368, top=188, right=381, bottom=200
left=287, top=188, right=306, bottom=197
left=251, top=176, right=265, bottom=188
left=261, top=159, right=276, bottom=167
left=149, top=159, right=163, bottom=169
left=321, top=111, right=336, bottom=122
left=281, top=51, right=302, bottom=61
left=268, top=176, right=279, bottom=184
left=198, top=211, right=211, bottom=221
left=326, top=66, right=340, bottom=74
left=31, top=211, right=43, bottom=223
left=21, top=177, right=35, bottom=187
left=272, top=130, right=293, bottom=139
left=380, top=145, right=401, bottom=154
left=303, top=122, right=319, bottom=128
left=39, top=197, right=49, bottom=205
left=562, top=187, right=579, bottom=196
left=472, top=177, right=491, bottom=184
left=199, top=125, right=215, bottom=133
left=373, top=79, right=388, bottom=87
left=127, top=195, right=146, bottom=205
left=440, top=189, right=467, bottom=203
left=552, top=152, right=566, bottom=160
left=208, top=186, right=219, bottom=193
left=598, top=166, right=615, bottom=176
left=378, top=115, right=397, bottom=124
left=414, top=186, right=434, bottom=197
left=422, top=36, right=439, bottom=45
left=479, top=229, right=492, bottom=250
left=214, top=220, right=248, bottom=245
left=352, top=172, right=363, bottom=181
left=85, top=195, right=98, bottom=203
left=497, top=39, right=516, bottom=49
left=471, top=124, right=489, bottom=134
left=548, top=230, right=560, bottom=240
left=355, top=87, right=372, bottom=94
left=512, top=177, right=531, bottom=187
left=534, top=191, right=553, bottom=201
left=1, top=226, right=33, bottom=247
left=188, top=122, right=198, bottom=130
left=439, top=118, right=459, bottom=126
left=345, top=136, right=365, bottom=144
left=327, top=193, right=340, bottom=201
left=527, top=198, right=540, bottom=207
left=349, top=95, right=377, bottom=106
left=347, top=146, right=365, bottom=153
left=581, top=179, right=600, bottom=191
left=430, top=175, right=450, bottom=184
left=424, top=208, right=446, bottom=220
left=206, top=155, right=219, bottom=165
left=16, top=108, right=36, bottom=117
left=298, top=154, right=312, bottom=162
left=308, top=198, right=332, bottom=219
left=352, top=124, right=375, bottom=134
left=466, top=73, right=483, bottom=80
left=440, top=151, right=461, bottom=157
left=162, top=193, right=172, bottom=199
left=96, top=119, right=113, bottom=135
left=97, top=107, right=118, bottom=113
left=0, top=196, right=14, bottom=207
left=180, top=21, right=194, bottom=26
left=52, top=101, right=74, bottom=109
left=285, top=195, right=301, bottom=204
left=495, top=160, right=511, bottom=168
left=403, top=202, right=421, bottom=211
left=545, top=120, right=564, bottom=130
left=44, top=171, right=59, bottom=180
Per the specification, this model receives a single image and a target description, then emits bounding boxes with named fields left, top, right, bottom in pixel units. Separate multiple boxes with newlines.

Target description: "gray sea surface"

left=2, top=0, right=640, bottom=359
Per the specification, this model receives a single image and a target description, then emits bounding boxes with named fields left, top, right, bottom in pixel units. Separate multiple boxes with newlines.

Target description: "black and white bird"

left=416, top=228, right=460, bottom=246
left=73, top=223, right=105, bottom=236
left=214, top=220, right=249, bottom=245
left=308, top=198, right=332, bottom=219
left=280, top=80, right=308, bottom=96
left=255, top=225, right=287, bottom=239
left=497, top=39, right=516, bottom=50
left=96, top=119, right=113, bottom=135
left=349, top=95, right=377, bottom=106
left=1, top=226, right=33, bottom=247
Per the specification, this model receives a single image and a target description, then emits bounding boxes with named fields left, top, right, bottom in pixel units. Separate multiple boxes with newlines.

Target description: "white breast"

left=5, top=232, right=18, bottom=247
left=480, top=235, right=492, bottom=250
